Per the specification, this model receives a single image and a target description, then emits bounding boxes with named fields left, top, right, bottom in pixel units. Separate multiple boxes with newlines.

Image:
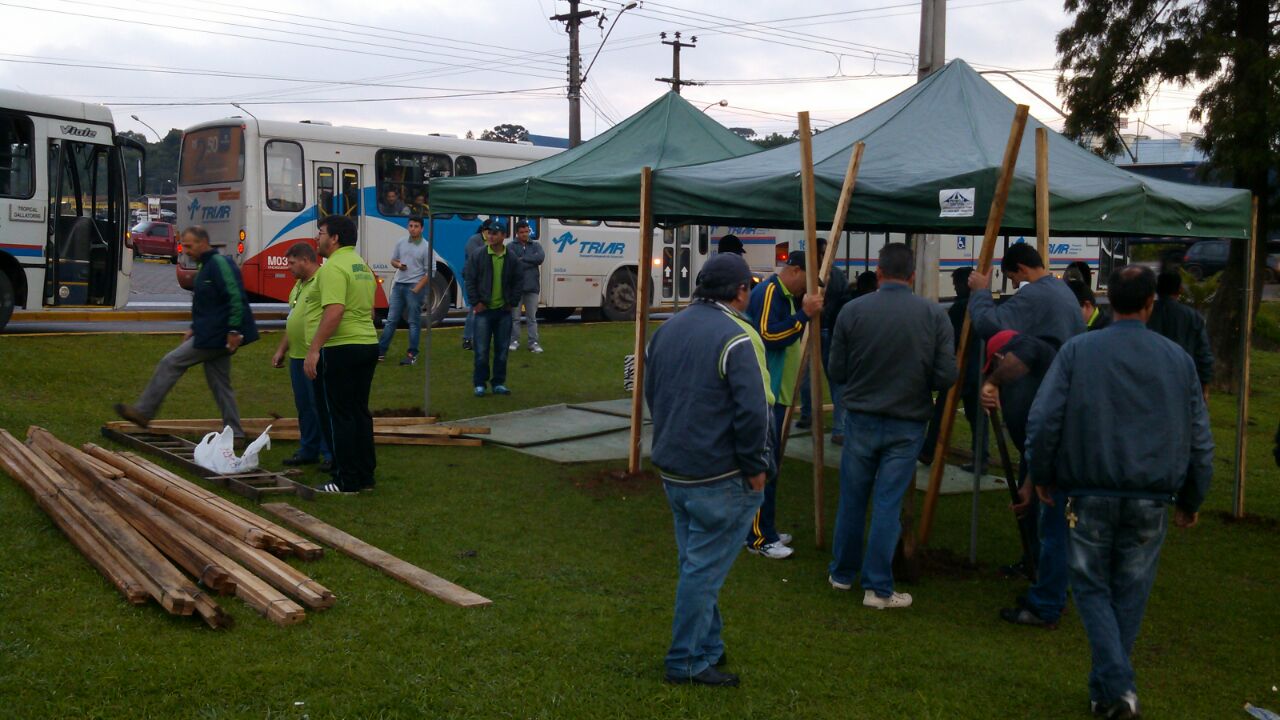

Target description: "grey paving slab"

left=458, top=404, right=632, bottom=447
left=514, top=426, right=653, bottom=464
left=567, top=398, right=650, bottom=421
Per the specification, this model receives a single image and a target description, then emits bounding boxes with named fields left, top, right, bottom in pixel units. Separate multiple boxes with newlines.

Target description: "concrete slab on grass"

left=567, top=398, right=650, bottom=421
left=456, top=404, right=631, bottom=447
left=516, top=426, right=654, bottom=464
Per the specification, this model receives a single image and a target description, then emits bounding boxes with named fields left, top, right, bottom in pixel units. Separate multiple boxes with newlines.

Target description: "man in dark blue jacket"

left=647, top=253, right=771, bottom=688
left=1026, top=265, right=1213, bottom=719
left=116, top=226, right=258, bottom=438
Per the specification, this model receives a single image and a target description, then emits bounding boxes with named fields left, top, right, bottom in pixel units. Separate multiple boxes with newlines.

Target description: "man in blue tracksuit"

left=1026, top=265, right=1213, bottom=719
left=116, top=225, right=258, bottom=437
left=646, top=253, right=772, bottom=688
left=744, top=251, right=822, bottom=559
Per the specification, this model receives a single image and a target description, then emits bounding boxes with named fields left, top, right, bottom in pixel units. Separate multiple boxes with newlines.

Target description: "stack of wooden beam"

left=0, top=426, right=335, bottom=629
left=104, top=417, right=489, bottom=447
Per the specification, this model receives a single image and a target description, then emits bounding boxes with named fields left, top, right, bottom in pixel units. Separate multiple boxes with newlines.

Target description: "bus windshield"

left=180, top=126, right=244, bottom=185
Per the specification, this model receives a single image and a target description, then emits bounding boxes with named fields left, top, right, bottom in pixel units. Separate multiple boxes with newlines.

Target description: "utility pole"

left=551, top=0, right=598, bottom=148
left=914, top=0, right=946, bottom=300
left=655, top=32, right=698, bottom=94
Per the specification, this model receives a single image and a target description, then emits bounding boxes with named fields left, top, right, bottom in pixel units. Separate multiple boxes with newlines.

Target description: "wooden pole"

left=918, top=104, right=1030, bottom=547
left=1035, top=127, right=1050, bottom=263
left=627, top=166, right=655, bottom=474
left=1233, top=196, right=1259, bottom=518
left=796, top=112, right=826, bottom=548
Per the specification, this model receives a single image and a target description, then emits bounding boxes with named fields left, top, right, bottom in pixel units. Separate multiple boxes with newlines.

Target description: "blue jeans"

left=799, top=329, right=845, bottom=433
left=1068, top=496, right=1168, bottom=705
left=829, top=412, right=927, bottom=596
left=665, top=477, right=763, bottom=678
left=288, top=358, right=331, bottom=462
left=378, top=282, right=425, bottom=356
left=463, top=306, right=476, bottom=342
left=1024, top=489, right=1069, bottom=622
left=472, top=308, right=512, bottom=387
left=510, top=291, right=540, bottom=345
left=745, top=404, right=786, bottom=548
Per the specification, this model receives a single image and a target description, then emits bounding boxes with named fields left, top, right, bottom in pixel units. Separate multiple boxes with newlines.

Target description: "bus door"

left=660, top=225, right=693, bottom=307
left=314, top=162, right=364, bottom=251
left=45, top=137, right=121, bottom=307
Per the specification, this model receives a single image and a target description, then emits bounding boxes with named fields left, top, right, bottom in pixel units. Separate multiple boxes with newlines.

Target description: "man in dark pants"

left=1027, top=266, right=1213, bottom=719
left=461, top=219, right=491, bottom=350
left=827, top=243, right=956, bottom=608
left=464, top=222, right=521, bottom=396
left=270, top=242, right=331, bottom=471
left=1147, top=270, right=1213, bottom=397
left=116, top=226, right=258, bottom=437
left=646, top=253, right=771, bottom=688
left=798, top=238, right=849, bottom=442
left=304, top=215, right=379, bottom=494
left=922, top=267, right=982, bottom=464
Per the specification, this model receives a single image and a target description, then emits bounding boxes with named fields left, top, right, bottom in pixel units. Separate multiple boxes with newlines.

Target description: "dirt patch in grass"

left=895, top=546, right=987, bottom=583
left=570, top=468, right=661, bottom=499
left=1214, top=510, right=1280, bottom=532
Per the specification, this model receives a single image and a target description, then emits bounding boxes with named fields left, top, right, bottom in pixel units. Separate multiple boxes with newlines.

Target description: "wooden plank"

left=1035, top=127, right=1050, bottom=261
left=628, top=166, right=655, bottom=475
left=919, top=104, right=1031, bottom=546
left=796, top=111, right=825, bottom=549
left=261, top=503, right=491, bottom=608
left=1233, top=196, right=1259, bottom=517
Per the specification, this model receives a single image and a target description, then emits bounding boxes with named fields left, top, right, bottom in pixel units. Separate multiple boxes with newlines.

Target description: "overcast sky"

left=2, top=0, right=1205, bottom=143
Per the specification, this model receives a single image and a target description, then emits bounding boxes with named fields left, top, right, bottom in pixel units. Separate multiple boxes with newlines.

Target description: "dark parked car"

left=130, top=221, right=179, bottom=263
left=1181, top=239, right=1230, bottom=279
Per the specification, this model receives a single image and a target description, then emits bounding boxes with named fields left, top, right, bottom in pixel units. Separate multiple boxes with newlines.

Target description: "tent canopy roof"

left=429, top=91, right=761, bottom=219
left=651, top=59, right=1251, bottom=239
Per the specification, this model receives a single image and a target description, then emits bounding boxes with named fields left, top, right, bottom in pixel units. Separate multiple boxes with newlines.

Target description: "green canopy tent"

left=651, top=59, right=1251, bottom=238
left=429, top=91, right=761, bottom=219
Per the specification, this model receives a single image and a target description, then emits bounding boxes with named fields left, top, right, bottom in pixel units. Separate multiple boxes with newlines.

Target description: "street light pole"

left=700, top=99, right=728, bottom=112
left=130, top=114, right=162, bottom=142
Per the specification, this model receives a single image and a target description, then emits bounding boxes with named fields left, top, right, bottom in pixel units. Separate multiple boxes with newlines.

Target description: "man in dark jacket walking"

left=827, top=243, right=956, bottom=608
left=1026, top=265, right=1213, bottom=719
left=1147, top=270, right=1213, bottom=394
left=464, top=222, right=521, bottom=396
left=116, top=226, right=258, bottom=437
left=507, top=220, right=545, bottom=353
left=646, top=253, right=771, bottom=688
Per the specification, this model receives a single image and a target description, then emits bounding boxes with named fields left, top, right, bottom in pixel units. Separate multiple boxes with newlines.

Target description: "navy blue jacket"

left=463, top=243, right=521, bottom=309
left=191, top=249, right=258, bottom=350
left=1026, top=320, right=1214, bottom=513
left=1147, top=296, right=1214, bottom=386
left=969, top=273, right=1085, bottom=346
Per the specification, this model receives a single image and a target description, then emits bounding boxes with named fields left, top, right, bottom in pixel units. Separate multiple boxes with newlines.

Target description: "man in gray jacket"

left=646, top=253, right=771, bottom=688
left=507, top=220, right=545, bottom=353
left=967, top=242, right=1085, bottom=347
left=827, top=243, right=957, bottom=609
left=1026, top=265, right=1213, bottom=719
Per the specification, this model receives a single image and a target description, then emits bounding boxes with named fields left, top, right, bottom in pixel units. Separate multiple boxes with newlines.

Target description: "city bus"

left=175, top=118, right=710, bottom=323
left=0, top=89, right=143, bottom=332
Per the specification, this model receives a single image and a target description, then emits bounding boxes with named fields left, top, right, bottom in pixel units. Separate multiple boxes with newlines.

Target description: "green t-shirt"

left=776, top=282, right=803, bottom=407
left=311, top=245, right=377, bottom=347
left=488, top=244, right=507, bottom=309
left=286, top=274, right=322, bottom=359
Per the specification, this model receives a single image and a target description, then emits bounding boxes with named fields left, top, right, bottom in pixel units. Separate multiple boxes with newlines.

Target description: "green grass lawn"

left=0, top=319, right=1278, bottom=719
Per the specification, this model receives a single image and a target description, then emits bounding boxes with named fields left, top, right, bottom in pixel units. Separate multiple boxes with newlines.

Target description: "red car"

left=130, top=221, right=179, bottom=263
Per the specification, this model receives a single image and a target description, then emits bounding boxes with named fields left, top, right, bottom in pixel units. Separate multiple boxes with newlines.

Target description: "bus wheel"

left=0, top=271, right=14, bottom=332
left=538, top=307, right=574, bottom=323
left=423, top=272, right=454, bottom=327
left=602, top=268, right=637, bottom=321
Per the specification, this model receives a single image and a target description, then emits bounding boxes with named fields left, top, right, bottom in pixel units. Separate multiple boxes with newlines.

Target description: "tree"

left=728, top=127, right=757, bottom=140
left=479, top=124, right=530, bottom=143
left=1055, top=0, right=1277, bottom=388
left=752, top=132, right=794, bottom=149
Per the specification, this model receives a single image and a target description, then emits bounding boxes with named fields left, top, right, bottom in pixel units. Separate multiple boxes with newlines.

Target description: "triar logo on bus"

left=186, top=197, right=232, bottom=223
left=552, top=232, right=577, bottom=253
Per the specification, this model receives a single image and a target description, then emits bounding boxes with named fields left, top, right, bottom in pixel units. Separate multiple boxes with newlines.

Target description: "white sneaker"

left=529, top=342, right=543, bottom=353
left=778, top=532, right=793, bottom=546
left=863, top=590, right=912, bottom=609
left=747, top=542, right=794, bottom=559
left=508, top=340, right=519, bottom=351
left=828, top=575, right=852, bottom=591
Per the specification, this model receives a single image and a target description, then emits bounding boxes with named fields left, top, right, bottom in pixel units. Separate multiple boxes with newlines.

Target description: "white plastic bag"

left=193, top=425, right=272, bottom=474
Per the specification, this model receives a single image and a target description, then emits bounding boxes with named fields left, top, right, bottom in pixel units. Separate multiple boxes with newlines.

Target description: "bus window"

left=0, top=113, right=33, bottom=198
left=341, top=168, right=360, bottom=217
left=375, top=149, right=452, bottom=216
left=455, top=155, right=477, bottom=176
left=317, top=166, right=334, bottom=218
left=559, top=219, right=600, bottom=226
left=264, top=140, right=304, bottom=212
left=180, top=126, right=244, bottom=185
left=605, top=220, right=639, bottom=229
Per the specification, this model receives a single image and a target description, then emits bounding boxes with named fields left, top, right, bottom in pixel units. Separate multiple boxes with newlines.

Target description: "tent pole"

left=1233, top=196, right=1259, bottom=517
left=1035, top=128, right=1050, bottom=264
left=918, top=104, right=1030, bottom=547
left=627, top=167, right=655, bottom=475
left=423, top=216, right=435, bottom=416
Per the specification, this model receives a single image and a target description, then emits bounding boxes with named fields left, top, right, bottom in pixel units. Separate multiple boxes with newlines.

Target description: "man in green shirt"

left=462, top=222, right=521, bottom=396
left=304, top=215, right=379, bottom=493
left=269, top=242, right=331, bottom=471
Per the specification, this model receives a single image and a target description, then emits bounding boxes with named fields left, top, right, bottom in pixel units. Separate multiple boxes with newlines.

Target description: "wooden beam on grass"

left=918, top=104, right=1030, bottom=547
left=1233, top=196, right=1260, bottom=518
left=262, top=503, right=492, bottom=608
left=1036, top=127, right=1050, bottom=262
left=627, top=166, right=656, bottom=475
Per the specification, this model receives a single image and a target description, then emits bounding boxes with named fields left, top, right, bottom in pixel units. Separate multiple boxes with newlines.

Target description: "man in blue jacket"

left=967, top=242, right=1085, bottom=347
left=646, top=253, right=771, bottom=688
left=1026, top=265, right=1213, bottom=719
left=116, top=226, right=258, bottom=438
left=507, top=220, right=545, bottom=353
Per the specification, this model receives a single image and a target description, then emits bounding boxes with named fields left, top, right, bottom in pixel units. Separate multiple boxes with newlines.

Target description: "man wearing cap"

left=464, top=222, right=521, bottom=396
left=743, top=250, right=822, bottom=559
left=461, top=218, right=491, bottom=351
left=646, top=253, right=772, bottom=688
left=717, top=233, right=745, bottom=256
left=978, top=329, right=1065, bottom=628
left=826, top=243, right=955, bottom=609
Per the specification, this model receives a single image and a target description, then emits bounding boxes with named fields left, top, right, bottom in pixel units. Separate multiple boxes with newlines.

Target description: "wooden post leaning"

left=1233, top=196, right=1260, bottom=518
left=1036, top=127, right=1050, bottom=261
left=917, top=104, right=1031, bottom=547
left=795, top=112, right=826, bottom=548
left=627, top=166, right=656, bottom=475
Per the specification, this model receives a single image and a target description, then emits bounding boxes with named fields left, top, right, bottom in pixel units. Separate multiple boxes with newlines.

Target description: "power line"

left=102, top=86, right=564, bottom=107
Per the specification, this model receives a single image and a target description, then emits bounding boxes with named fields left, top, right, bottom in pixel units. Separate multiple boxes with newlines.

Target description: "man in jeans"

left=797, top=238, right=849, bottom=443
left=270, top=242, right=332, bottom=471
left=115, top=226, right=258, bottom=437
left=507, top=220, right=545, bottom=353
left=461, top=219, right=490, bottom=351
left=1027, top=265, right=1213, bottom=719
left=377, top=216, right=433, bottom=365
left=463, top=222, right=521, bottom=396
left=827, top=243, right=956, bottom=609
left=646, top=253, right=771, bottom=687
